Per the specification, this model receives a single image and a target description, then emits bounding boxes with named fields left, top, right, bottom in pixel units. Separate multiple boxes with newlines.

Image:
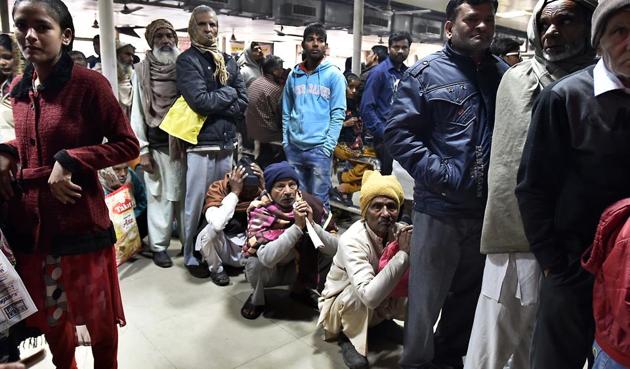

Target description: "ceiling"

left=7, top=0, right=537, bottom=60
left=396, top=0, right=537, bottom=32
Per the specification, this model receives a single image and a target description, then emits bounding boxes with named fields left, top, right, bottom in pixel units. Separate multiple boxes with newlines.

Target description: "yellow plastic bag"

left=159, top=96, right=206, bottom=144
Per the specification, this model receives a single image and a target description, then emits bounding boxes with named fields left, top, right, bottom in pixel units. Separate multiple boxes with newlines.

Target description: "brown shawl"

left=203, top=174, right=262, bottom=214
left=135, top=50, right=179, bottom=128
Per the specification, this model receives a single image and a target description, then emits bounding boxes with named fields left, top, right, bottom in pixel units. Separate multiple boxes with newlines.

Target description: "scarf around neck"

left=136, top=50, right=178, bottom=128
left=188, top=12, right=229, bottom=86
left=244, top=192, right=295, bottom=256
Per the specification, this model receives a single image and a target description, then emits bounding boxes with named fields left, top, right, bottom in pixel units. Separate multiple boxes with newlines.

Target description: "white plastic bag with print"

left=104, top=184, right=141, bottom=265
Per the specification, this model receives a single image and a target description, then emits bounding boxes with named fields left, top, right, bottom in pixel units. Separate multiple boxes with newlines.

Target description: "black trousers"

left=374, top=140, right=393, bottom=175
left=257, top=143, right=286, bottom=169
left=531, top=257, right=594, bottom=369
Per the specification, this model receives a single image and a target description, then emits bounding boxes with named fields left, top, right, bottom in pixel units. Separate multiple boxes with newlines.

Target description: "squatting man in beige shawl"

left=130, top=19, right=183, bottom=268
left=318, top=171, right=411, bottom=369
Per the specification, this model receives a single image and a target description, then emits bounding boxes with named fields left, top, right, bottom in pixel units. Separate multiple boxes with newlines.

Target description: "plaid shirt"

left=245, top=75, right=282, bottom=143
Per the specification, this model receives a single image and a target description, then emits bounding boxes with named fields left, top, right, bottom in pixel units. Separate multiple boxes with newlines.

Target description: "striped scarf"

left=244, top=193, right=295, bottom=256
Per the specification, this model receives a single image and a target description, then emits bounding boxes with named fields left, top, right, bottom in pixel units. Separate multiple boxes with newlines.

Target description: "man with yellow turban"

left=318, top=171, right=412, bottom=369
left=176, top=6, right=248, bottom=276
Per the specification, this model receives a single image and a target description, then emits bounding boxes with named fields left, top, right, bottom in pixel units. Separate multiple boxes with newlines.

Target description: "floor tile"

left=139, top=295, right=296, bottom=369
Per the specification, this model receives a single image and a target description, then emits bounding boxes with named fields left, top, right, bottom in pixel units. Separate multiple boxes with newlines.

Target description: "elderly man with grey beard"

left=130, top=19, right=183, bottom=268
left=463, top=0, right=598, bottom=368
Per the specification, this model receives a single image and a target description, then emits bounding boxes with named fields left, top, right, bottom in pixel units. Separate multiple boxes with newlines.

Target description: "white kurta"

left=318, top=220, right=408, bottom=356
left=195, top=192, right=245, bottom=272
left=130, top=73, right=183, bottom=252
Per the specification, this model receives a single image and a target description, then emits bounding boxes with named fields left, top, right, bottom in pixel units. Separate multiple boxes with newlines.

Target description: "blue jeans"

left=284, top=144, right=332, bottom=209
left=593, top=342, right=629, bottom=369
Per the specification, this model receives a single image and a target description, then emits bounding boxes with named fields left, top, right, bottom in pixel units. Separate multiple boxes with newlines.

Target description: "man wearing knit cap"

left=516, top=0, right=630, bottom=367
left=318, top=171, right=411, bottom=369
left=465, top=0, right=597, bottom=368
left=130, top=19, right=182, bottom=268
left=177, top=6, right=248, bottom=276
left=241, top=161, right=337, bottom=320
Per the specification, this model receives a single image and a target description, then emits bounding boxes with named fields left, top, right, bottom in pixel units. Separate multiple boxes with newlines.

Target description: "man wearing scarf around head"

left=463, top=1, right=598, bottom=368
left=130, top=19, right=184, bottom=268
left=318, top=171, right=411, bottom=369
left=176, top=6, right=248, bottom=276
left=241, top=161, right=338, bottom=320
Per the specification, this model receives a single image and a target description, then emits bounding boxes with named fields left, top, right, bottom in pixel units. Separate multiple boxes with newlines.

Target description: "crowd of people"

left=0, top=0, right=627, bottom=368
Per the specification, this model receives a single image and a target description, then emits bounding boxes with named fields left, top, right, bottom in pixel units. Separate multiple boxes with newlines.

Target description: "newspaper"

left=295, top=191, right=324, bottom=249
left=0, top=251, right=37, bottom=332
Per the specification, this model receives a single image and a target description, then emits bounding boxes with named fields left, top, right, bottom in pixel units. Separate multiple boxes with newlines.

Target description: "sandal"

left=241, top=294, right=265, bottom=320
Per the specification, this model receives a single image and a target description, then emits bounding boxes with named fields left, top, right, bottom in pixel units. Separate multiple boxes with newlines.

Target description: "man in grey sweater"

left=464, top=0, right=597, bottom=368
left=241, top=162, right=338, bottom=320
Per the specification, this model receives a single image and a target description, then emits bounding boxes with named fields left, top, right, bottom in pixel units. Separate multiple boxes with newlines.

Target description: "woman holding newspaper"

left=0, top=0, right=139, bottom=368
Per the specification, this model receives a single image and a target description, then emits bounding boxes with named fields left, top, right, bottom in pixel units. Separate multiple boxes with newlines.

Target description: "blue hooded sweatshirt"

left=282, top=60, right=346, bottom=157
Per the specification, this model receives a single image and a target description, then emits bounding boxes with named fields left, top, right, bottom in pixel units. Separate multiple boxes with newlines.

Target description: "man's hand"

left=139, top=153, right=154, bottom=174
left=228, top=166, right=247, bottom=197
left=343, top=117, right=359, bottom=127
left=293, top=200, right=311, bottom=229
left=250, top=163, right=264, bottom=189
left=397, top=225, right=413, bottom=254
left=48, top=161, right=82, bottom=204
left=0, top=155, right=16, bottom=201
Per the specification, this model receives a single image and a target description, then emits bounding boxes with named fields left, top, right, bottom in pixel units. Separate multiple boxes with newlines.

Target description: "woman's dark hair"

left=12, top=0, right=75, bottom=51
left=346, top=73, right=359, bottom=83
left=445, top=0, right=498, bottom=21
left=371, top=45, right=388, bottom=63
left=0, top=34, right=13, bottom=52
left=388, top=32, right=413, bottom=47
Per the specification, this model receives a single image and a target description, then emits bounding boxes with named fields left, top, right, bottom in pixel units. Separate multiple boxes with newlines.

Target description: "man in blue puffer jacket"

left=384, top=0, right=508, bottom=367
left=282, top=23, right=346, bottom=209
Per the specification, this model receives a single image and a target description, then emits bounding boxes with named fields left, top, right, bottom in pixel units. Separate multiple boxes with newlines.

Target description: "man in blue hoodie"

left=282, top=23, right=346, bottom=208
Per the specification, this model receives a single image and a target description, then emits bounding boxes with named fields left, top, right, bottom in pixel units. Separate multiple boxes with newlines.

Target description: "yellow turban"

left=359, top=170, right=405, bottom=218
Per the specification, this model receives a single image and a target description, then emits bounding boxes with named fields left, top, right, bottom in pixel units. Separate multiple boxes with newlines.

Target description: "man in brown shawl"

left=130, top=19, right=183, bottom=268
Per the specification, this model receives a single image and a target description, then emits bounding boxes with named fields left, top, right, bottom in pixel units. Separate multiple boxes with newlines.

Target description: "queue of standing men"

left=79, top=0, right=630, bottom=368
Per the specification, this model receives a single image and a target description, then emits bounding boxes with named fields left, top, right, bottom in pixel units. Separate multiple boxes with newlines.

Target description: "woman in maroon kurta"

left=0, top=1, right=139, bottom=368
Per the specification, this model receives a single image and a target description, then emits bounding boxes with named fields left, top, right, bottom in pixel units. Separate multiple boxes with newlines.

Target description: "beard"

left=152, top=46, right=180, bottom=65
left=117, top=61, right=133, bottom=80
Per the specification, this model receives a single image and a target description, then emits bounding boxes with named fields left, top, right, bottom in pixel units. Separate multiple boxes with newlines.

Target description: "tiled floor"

left=31, top=242, right=403, bottom=369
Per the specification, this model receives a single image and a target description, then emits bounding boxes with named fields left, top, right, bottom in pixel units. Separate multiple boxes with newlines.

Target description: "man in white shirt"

left=515, top=1, right=630, bottom=367
left=195, top=160, right=264, bottom=285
